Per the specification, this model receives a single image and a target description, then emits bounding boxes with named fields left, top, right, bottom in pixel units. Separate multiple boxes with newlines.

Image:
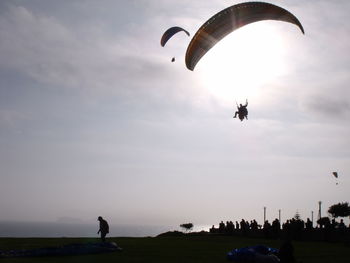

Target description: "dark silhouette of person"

left=235, top=221, right=240, bottom=230
left=272, top=218, right=281, bottom=238
left=97, top=216, right=109, bottom=242
left=250, top=219, right=258, bottom=230
left=338, top=219, right=346, bottom=229
left=233, top=100, right=248, bottom=121
left=219, top=221, right=226, bottom=233
left=263, top=220, right=271, bottom=238
left=226, top=221, right=234, bottom=234
left=240, top=219, right=247, bottom=235
left=305, top=218, right=313, bottom=230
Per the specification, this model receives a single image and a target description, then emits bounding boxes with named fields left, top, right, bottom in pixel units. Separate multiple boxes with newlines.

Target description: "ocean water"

left=0, top=222, right=211, bottom=238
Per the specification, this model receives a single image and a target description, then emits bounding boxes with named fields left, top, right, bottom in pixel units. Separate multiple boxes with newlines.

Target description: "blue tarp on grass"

left=0, top=242, right=122, bottom=258
left=227, top=245, right=279, bottom=262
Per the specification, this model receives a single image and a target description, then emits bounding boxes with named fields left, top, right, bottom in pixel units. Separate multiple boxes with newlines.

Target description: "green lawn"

left=0, top=235, right=349, bottom=263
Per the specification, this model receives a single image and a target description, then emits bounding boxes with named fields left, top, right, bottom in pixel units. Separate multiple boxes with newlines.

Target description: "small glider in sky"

left=332, top=172, right=339, bottom=185
left=160, top=26, right=190, bottom=47
left=161, top=26, right=190, bottom=63
left=333, top=172, right=338, bottom=178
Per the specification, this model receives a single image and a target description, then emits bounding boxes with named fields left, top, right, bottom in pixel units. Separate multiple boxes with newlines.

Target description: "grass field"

left=0, top=235, right=349, bottom=263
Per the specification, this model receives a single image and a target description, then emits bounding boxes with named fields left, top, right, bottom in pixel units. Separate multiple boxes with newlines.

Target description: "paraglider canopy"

left=160, top=26, right=190, bottom=47
left=185, top=2, right=304, bottom=71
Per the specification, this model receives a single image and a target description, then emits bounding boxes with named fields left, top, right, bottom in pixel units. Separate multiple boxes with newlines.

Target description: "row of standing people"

left=210, top=217, right=348, bottom=235
left=211, top=218, right=275, bottom=233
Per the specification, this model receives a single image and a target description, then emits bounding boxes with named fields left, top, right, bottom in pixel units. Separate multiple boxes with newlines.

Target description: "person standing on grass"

left=97, top=216, right=109, bottom=242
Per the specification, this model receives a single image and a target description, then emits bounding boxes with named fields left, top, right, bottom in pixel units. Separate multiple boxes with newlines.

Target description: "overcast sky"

left=0, top=0, right=349, bottom=228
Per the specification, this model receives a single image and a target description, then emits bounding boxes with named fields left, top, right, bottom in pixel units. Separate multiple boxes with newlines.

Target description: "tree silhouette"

left=328, top=202, right=350, bottom=218
left=180, top=223, right=193, bottom=232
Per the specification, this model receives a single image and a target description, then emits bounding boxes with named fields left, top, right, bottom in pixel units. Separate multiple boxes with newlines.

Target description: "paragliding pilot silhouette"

left=233, top=99, right=248, bottom=121
left=97, top=216, right=109, bottom=242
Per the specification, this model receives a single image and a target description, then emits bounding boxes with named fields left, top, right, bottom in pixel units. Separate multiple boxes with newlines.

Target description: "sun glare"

left=195, top=23, right=289, bottom=104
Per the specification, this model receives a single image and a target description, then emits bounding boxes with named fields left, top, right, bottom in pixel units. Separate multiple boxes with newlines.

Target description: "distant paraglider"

left=233, top=100, right=248, bottom=121
left=161, top=26, right=190, bottom=63
left=333, top=172, right=339, bottom=185
left=185, top=2, right=305, bottom=71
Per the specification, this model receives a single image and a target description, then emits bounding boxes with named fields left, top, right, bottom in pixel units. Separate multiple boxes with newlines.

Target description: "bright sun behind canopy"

left=195, top=22, right=290, bottom=104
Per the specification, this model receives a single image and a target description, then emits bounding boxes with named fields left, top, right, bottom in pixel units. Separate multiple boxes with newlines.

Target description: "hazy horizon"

left=0, top=220, right=197, bottom=237
left=1, top=0, right=349, bottom=232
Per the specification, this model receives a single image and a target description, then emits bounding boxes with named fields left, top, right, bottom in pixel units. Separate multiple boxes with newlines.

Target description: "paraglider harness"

left=234, top=100, right=248, bottom=121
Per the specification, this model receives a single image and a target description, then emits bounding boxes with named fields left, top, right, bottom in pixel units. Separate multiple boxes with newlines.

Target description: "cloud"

left=304, top=94, right=350, bottom=119
left=0, top=3, right=198, bottom=105
left=0, top=109, right=29, bottom=129
left=0, top=5, right=86, bottom=86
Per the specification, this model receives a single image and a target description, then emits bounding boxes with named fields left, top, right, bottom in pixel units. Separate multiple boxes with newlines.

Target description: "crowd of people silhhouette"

left=210, top=217, right=349, bottom=242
